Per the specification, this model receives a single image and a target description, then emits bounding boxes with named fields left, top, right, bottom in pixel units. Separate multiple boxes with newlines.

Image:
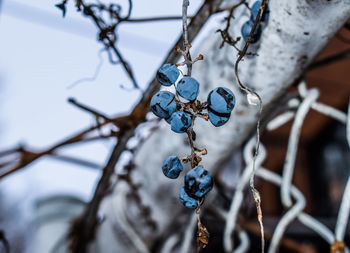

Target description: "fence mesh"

left=155, top=81, right=350, bottom=253
left=221, top=81, right=350, bottom=253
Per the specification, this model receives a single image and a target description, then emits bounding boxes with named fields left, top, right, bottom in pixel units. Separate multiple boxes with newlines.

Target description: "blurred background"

left=0, top=0, right=224, bottom=251
left=0, top=0, right=349, bottom=252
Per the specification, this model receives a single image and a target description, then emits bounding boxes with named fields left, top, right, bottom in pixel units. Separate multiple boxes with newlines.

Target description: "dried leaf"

left=196, top=217, right=209, bottom=252
left=331, top=241, right=345, bottom=253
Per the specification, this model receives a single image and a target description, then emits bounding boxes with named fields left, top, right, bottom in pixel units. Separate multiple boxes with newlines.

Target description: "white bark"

left=94, top=0, right=350, bottom=252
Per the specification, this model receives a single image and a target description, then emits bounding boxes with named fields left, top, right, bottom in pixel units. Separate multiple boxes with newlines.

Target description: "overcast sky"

left=0, top=0, right=224, bottom=204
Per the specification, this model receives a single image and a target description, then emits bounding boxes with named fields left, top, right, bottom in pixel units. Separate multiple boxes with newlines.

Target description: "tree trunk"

left=91, top=1, right=350, bottom=252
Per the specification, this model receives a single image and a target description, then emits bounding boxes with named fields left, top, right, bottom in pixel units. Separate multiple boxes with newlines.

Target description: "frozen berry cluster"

left=241, top=0, right=270, bottom=43
left=150, top=63, right=236, bottom=208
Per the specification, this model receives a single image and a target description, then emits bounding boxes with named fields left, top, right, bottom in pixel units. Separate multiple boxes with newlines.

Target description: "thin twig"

left=49, top=153, right=102, bottom=170
left=240, top=219, right=310, bottom=253
left=68, top=129, right=134, bottom=253
left=67, top=49, right=105, bottom=89
left=67, top=0, right=225, bottom=252
left=126, top=15, right=189, bottom=23
left=336, top=33, right=350, bottom=44
left=0, top=147, right=22, bottom=157
left=106, top=5, right=237, bottom=23
left=68, top=97, right=113, bottom=123
left=0, top=0, right=223, bottom=179
left=123, top=6, right=237, bottom=23
left=309, top=48, right=350, bottom=70
left=182, top=0, right=190, bottom=46
left=0, top=117, right=116, bottom=178
left=217, top=0, right=247, bottom=50
left=180, top=2, right=210, bottom=251
left=0, top=0, right=224, bottom=251
left=79, top=0, right=139, bottom=89
left=233, top=1, right=269, bottom=252
left=0, top=230, right=10, bottom=253
left=344, top=22, right=350, bottom=30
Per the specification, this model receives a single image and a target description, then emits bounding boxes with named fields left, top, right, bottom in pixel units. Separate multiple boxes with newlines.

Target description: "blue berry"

left=179, top=187, right=198, bottom=209
left=207, top=87, right=235, bottom=114
left=176, top=76, right=200, bottom=101
left=162, top=156, right=183, bottom=179
left=208, top=110, right=230, bottom=127
left=170, top=111, right=191, bottom=133
left=165, top=116, right=172, bottom=124
left=251, top=1, right=270, bottom=22
left=241, top=20, right=262, bottom=43
left=184, top=167, right=213, bottom=198
left=156, top=64, right=180, bottom=86
left=150, top=91, right=177, bottom=119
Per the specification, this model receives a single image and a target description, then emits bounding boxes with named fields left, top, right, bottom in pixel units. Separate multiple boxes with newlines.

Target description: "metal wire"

left=234, top=231, right=250, bottom=253
left=334, top=101, right=350, bottom=245
left=160, top=234, right=180, bottom=253
left=223, top=137, right=267, bottom=252
left=281, top=88, right=319, bottom=207
left=110, top=81, right=349, bottom=253
left=111, top=182, right=151, bottom=253
left=180, top=213, right=197, bottom=253
left=224, top=82, right=350, bottom=252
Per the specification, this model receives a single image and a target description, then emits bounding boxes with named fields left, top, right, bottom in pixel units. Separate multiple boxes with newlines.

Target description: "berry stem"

left=181, top=0, right=193, bottom=76
left=196, top=200, right=209, bottom=252
left=182, top=0, right=190, bottom=47
left=186, top=115, right=196, bottom=168
left=180, top=1, right=210, bottom=251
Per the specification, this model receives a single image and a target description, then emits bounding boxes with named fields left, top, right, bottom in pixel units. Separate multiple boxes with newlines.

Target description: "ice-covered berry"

left=176, top=76, right=200, bottom=101
left=207, top=87, right=235, bottom=114
left=251, top=1, right=270, bottom=22
left=170, top=111, right=191, bottom=133
left=150, top=91, right=177, bottom=119
left=184, top=166, right=213, bottom=198
left=162, top=156, right=183, bottom=179
left=241, top=20, right=262, bottom=43
left=208, top=110, right=230, bottom=127
left=179, top=187, right=198, bottom=209
left=156, top=64, right=180, bottom=86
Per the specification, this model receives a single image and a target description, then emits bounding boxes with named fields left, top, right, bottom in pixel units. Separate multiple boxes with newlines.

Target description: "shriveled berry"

left=176, top=76, right=200, bottom=101
left=251, top=1, right=270, bottom=22
left=207, top=87, right=236, bottom=114
left=150, top=91, right=177, bottom=119
left=162, top=156, right=183, bottom=179
left=156, top=64, right=180, bottom=86
left=241, top=20, right=262, bottom=43
left=170, top=111, right=191, bottom=133
left=179, top=186, right=198, bottom=209
left=208, top=110, right=230, bottom=127
left=184, top=167, right=213, bottom=198
left=165, top=116, right=172, bottom=124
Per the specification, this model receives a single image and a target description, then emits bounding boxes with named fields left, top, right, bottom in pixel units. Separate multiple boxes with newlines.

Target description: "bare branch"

left=217, top=0, right=248, bottom=50
left=68, top=97, right=113, bottom=123
left=67, top=0, right=225, bottom=251
left=125, top=15, right=188, bottom=23
left=0, top=230, right=10, bottom=253
left=49, top=153, right=102, bottom=170
left=78, top=1, right=140, bottom=89
left=68, top=129, right=134, bottom=253
left=0, top=119, right=116, bottom=178
left=336, top=33, right=350, bottom=44
left=182, top=0, right=190, bottom=46
left=309, top=48, right=350, bottom=70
